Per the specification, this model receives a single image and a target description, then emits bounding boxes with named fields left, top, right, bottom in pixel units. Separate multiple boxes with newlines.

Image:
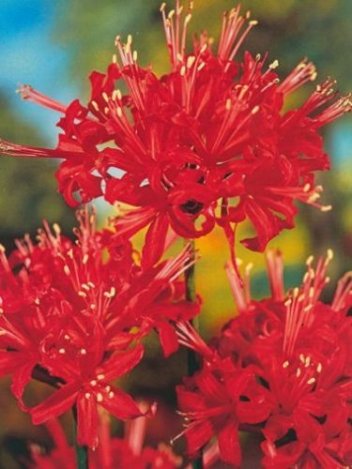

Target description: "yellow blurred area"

left=196, top=219, right=310, bottom=334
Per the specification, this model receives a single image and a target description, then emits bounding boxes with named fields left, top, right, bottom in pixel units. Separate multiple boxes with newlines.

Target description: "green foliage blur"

left=0, top=93, right=75, bottom=248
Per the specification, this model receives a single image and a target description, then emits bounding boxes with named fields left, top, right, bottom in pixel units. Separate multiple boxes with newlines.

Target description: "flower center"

left=180, top=199, right=204, bottom=215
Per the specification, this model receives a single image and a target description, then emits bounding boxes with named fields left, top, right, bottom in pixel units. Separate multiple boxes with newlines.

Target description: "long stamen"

left=161, top=0, right=193, bottom=68
left=266, top=250, right=285, bottom=301
left=278, top=59, right=317, bottom=95
left=176, top=321, right=213, bottom=359
left=17, top=84, right=67, bottom=113
left=218, top=7, right=258, bottom=64
left=0, top=138, right=84, bottom=159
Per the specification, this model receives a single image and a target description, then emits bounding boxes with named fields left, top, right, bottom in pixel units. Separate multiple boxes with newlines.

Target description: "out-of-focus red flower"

left=176, top=250, right=352, bottom=467
left=28, top=413, right=182, bottom=469
left=1, top=2, right=350, bottom=263
left=0, top=207, right=199, bottom=448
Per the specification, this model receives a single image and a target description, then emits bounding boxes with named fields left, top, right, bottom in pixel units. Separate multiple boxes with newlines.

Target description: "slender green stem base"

left=184, top=239, right=203, bottom=469
left=75, top=443, right=88, bottom=469
left=73, top=407, right=89, bottom=469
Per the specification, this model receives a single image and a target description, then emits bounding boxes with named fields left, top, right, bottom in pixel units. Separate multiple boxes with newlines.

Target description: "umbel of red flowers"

left=0, top=207, right=198, bottom=449
left=176, top=250, right=352, bottom=467
left=0, top=1, right=350, bottom=265
left=0, top=1, right=351, bottom=468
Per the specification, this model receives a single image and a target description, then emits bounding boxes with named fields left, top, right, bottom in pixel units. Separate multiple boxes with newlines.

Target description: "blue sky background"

left=0, top=0, right=77, bottom=143
left=0, top=0, right=351, bottom=164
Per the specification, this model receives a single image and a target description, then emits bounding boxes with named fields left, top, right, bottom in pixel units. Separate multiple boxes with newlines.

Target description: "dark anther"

left=185, top=162, right=199, bottom=170
left=275, top=428, right=297, bottom=448
left=313, top=414, right=327, bottom=425
left=180, top=199, right=204, bottom=215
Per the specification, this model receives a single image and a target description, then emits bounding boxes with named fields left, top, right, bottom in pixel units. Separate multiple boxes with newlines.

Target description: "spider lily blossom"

left=176, top=250, right=352, bottom=466
left=0, top=2, right=350, bottom=265
left=0, top=207, right=199, bottom=448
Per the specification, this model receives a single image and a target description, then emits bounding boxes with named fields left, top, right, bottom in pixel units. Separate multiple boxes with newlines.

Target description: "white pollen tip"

left=91, top=100, right=99, bottom=112
left=187, top=56, right=195, bottom=69
left=249, top=20, right=258, bottom=26
left=269, top=59, right=279, bottom=70
left=320, top=204, right=332, bottom=212
left=310, top=72, right=318, bottom=81
left=200, top=44, right=208, bottom=54
left=185, top=13, right=192, bottom=24
left=326, top=248, right=334, bottom=261
left=251, top=105, right=260, bottom=115
left=306, top=255, right=314, bottom=266
left=53, top=223, right=61, bottom=235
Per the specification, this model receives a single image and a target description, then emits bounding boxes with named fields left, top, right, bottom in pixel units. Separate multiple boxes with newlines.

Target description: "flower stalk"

left=184, top=239, right=203, bottom=469
left=73, top=407, right=89, bottom=469
left=184, top=239, right=198, bottom=375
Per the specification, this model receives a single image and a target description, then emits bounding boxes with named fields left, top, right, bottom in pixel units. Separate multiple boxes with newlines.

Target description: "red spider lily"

left=28, top=413, right=182, bottom=469
left=176, top=250, right=352, bottom=466
left=0, top=207, right=199, bottom=447
left=176, top=358, right=273, bottom=466
left=0, top=3, right=350, bottom=264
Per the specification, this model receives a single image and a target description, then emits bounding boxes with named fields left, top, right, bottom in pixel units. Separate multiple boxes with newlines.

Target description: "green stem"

left=75, top=443, right=88, bottom=469
left=184, top=239, right=203, bottom=469
left=73, top=407, right=89, bottom=469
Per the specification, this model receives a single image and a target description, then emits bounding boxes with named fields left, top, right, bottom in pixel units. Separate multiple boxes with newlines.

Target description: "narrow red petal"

left=30, top=382, right=79, bottom=424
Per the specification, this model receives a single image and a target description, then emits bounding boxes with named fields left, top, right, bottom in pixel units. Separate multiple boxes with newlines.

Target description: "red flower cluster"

left=28, top=415, right=181, bottom=469
left=176, top=250, right=352, bottom=467
left=0, top=207, right=198, bottom=448
left=1, top=2, right=350, bottom=263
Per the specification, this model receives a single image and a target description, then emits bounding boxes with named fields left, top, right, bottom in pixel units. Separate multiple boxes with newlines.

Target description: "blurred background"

left=0, top=0, right=351, bottom=466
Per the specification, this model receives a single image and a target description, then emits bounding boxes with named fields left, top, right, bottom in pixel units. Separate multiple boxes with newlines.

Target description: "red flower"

left=0, top=2, right=350, bottom=263
left=0, top=207, right=198, bottom=447
left=176, top=250, right=352, bottom=466
left=175, top=323, right=273, bottom=465
left=29, top=413, right=182, bottom=469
